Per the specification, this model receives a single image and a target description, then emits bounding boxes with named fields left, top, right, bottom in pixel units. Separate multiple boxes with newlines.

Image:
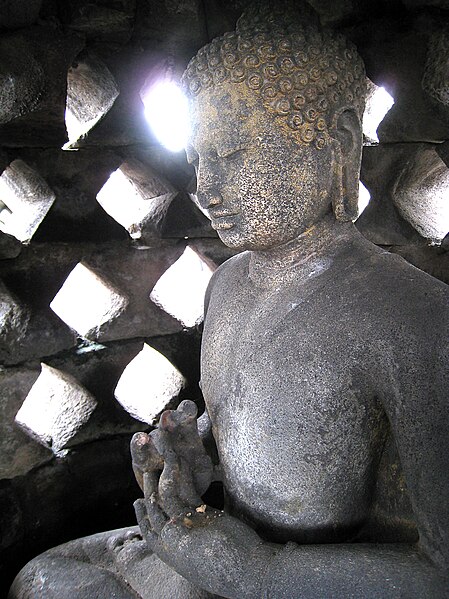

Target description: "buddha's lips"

left=210, top=211, right=239, bottom=230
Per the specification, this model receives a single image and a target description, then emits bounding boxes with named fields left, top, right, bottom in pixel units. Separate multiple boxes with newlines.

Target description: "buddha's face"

left=187, top=84, right=334, bottom=251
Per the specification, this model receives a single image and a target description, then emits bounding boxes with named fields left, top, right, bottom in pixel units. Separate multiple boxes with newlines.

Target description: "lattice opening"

left=50, top=262, right=128, bottom=339
left=358, top=181, right=371, bottom=217
left=64, top=53, right=119, bottom=148
left=0, top=160, right=55, bottom=243
left=15, top=364, right=97, bottom=455
left=114, top=343, right=185, bottom=423
left=150, top=246, right=214, bottom=328
left=96, top=160, right=177, bottom=239
left=363, top=82, right=395, bottom=144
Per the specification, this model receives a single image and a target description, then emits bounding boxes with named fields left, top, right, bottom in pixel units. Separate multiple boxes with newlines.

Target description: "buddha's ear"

left=330, top=108, right=363, bottom=222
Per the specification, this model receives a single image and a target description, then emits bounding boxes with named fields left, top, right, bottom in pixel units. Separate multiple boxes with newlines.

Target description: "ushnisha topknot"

left=182, top=0, right=366, bottom=150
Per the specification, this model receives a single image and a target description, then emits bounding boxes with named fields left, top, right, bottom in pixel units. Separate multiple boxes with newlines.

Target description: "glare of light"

left=15, top=363, right=97, bottom=454
left=142, top=81, right=190, bottom=152
left=363, top=86, right=395, bottom=143
left=358, top=181, right=371, bottom=217
left=50, top=262, right=128, bottom=339
left=114, top=343, right=185, bottom=423
left=150, top=246, right=214, bottom=328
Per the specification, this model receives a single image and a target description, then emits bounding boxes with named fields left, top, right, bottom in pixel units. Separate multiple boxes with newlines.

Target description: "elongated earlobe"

left=330, top=109, right=362, bottom=222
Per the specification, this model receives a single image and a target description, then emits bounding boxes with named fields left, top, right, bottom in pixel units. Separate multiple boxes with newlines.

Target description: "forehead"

left=189, top=84, right=268, bottom=149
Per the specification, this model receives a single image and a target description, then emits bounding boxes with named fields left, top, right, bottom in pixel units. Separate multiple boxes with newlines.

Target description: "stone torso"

left=201, top=227, right=431, bottom=544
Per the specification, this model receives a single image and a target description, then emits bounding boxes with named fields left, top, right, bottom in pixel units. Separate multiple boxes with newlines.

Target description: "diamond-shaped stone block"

left=150, top=246, right=214, bottom=328
left=114, top=343, right=185, bottom=424
left=96, top=160, right=177, bottom=239
left=0, top=160, right=55, bottom=243
left=50, top=262, right=129, bottom=340
left=15, top=364, right=97, bottom=454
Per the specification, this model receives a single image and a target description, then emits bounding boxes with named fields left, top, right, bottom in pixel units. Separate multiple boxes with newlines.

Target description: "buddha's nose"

left=195, top=160, right=224, bottom=209
left=196, top=188, right=223, bottom=210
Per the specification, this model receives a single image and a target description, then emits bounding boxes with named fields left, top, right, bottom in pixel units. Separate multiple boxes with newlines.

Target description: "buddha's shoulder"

left=208, top=251, right=251, bottom=287
left=344, top=239, right=448, bottom=338
left=353, top=240, right=447, bottom=302
left=204, top=251, right=250, bottom=307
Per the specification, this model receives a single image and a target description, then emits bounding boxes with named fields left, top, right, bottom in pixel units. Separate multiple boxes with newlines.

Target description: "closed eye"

left=218, top=147, right=247, bottom=160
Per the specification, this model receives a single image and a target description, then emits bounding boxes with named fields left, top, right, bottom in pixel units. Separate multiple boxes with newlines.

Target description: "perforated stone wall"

left=0, top=0, right=448, bottom=593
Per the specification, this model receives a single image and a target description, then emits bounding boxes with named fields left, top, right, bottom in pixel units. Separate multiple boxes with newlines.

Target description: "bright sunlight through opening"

left=363, top=85, right=395, bottom=143
left=114, top=343, right=185, bottom=424
left=16, top=363, right=97, bottom=454
left=141, top=81, right=190, bottom=152
left=358, top=181, right=371, bottom=217
left=150, top=246, right=214, bottom=328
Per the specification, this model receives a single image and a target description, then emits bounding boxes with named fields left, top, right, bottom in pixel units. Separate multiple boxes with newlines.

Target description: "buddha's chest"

left=201, top=276, right=386, bottom=539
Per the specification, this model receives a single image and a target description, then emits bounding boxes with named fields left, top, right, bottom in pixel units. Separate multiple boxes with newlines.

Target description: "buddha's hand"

left=130, top=399, right=213, bottom=496
left=133, top=400, right=268, bottom=597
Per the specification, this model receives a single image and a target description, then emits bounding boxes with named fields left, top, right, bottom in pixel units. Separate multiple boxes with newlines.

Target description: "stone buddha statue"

left=10, top=2, right=448, bottom=598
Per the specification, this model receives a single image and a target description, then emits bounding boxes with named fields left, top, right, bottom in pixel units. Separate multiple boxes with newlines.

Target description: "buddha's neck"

left=249, top=214, right=354, bottom=286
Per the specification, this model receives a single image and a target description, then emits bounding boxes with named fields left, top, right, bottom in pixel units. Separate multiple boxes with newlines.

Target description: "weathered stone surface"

left=114, top=343, right=185, bottom=423
left=0, top=367, right=51, bottom=479
left=59, top=0, right=136, bottom=44
left=0, top=159, right=56, bottom=242
left=0, top=262, right=77, bottom=366
left=388, top=243, right=449, bottom=284
left=0, top=37, right=45, bottom=124
left=4, top=2, right=449, bottom=598
left=357, top=144, right=429, bottom=245
left=188, top=238, right=239, bottom=270
left=354, top=16, right=449, bottom=143
left=422, top=27, right=449, bottom=112
left=0, top=0, right=43, bottom=29
left=13, top=4, right=449, bottom=597
left=0, top=233, right=21, bottom=260
left=358, top=143, right=449, bottom=247
left=0, top=308, right=77, bottom=366
left=160, top=193, right=217, bottom=239
left=51, top=262, right=130, bottom=340
left=15, top=364, right=98, bottom=454
left=402, top=0, right=449, bottom=7
left=65, top=53, right=120, bottom=147
left=70, top=46, right=154, bottom=148
left=0, top=280, right=30, bottom=359
left=16, top=148, right=126, bottom=243
left=437, top=139, right=449, bottom=167
left=1, top=436, right=141, bottom=597
left=46, top=241, right=186, bottom=342
left=96, top=158, right=178, bottom=240
left=0, top=27, right=83, bottom=147
left=392, top=144, right=449, bottom=243
left=134, top=0, right=208, bottom=56
left=0, top=244, right=84, bottom=364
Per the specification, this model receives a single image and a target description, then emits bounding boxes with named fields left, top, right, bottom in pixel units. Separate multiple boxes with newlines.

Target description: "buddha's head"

left=182, top=1, right=366, bottom=251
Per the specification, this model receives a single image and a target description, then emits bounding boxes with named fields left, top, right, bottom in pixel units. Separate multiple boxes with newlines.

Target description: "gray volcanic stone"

left=357, top=144, right=430, bottom=246
left=60, top=0, right=136, bottom=44
left=0, top=27, right=83, bottom=147
left=134, top=0, right=208, bottom=56
left=0, top=367, right=52, bottom=479
left=355, top=15, right=449, bottom=143
left=0, top=0, right=42, bottom=29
